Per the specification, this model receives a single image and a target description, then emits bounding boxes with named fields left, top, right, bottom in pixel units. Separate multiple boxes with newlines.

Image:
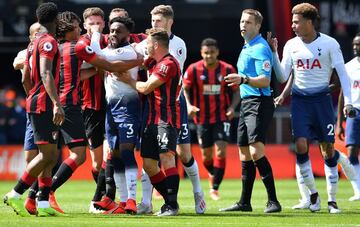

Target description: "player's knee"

left=159, top=152, right=176, bottom=169
left=320, top=142, right=333, bottom=159
left=295, top=138, right=308, bottom=154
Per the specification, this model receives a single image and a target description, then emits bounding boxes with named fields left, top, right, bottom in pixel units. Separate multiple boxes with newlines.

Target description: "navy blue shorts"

left=291, top=93, right=335, bottom=143
left=105, top=97, right=140, bottom=150
left=24, top=114, right=37, bottom=151
left=177, top=92, right=191, bottom=144
left=346, top=108, right=360, bottom=146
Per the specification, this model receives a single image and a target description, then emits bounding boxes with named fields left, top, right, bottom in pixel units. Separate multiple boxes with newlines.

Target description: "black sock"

left=165, top=168, right=179, bottom=209
left=38, top=177, right=51, bottom=202
left=203, top=159, right=214, bottom=176
left=105, top=158, right=116, bottom=200
left=92, top=167, right=106, bottom=201
left=51, top=159, right=77, bottom=192
left=91, top=169, right=99, bottom=183
left=213, top=157, right=226, bottom=190
left=28, top=181, right=39, bottom=200
left=239, top=160, right=256, bottom=205
left=255, top=156, right=278, bottom=202
left=150, top=171, right=169, bottom=204
left=14, top=171, right=36, bottom=195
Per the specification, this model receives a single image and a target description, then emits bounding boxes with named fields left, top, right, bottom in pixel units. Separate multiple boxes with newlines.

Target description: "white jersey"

left=345, top=57, right=360, bottom=109
left=282, top=33, right=345, bottom=95
left=136, top=33, right=187, bottom=73
left=90, top=32, right=139, bottom=102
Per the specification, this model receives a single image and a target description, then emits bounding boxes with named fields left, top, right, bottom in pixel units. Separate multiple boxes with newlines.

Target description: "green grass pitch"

left=1, top=179, right=360, bottom=226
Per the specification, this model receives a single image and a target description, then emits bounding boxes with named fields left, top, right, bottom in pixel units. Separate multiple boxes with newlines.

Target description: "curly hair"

left=36, top=2, right=58, bottom=24
left=57, top=11, right=81, bottom=39
left=109, top=16, right=135, bottom=33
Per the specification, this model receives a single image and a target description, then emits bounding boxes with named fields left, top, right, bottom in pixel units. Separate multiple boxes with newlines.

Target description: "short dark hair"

left=201, top=38, right=218, bottom=48
left=36, top=2, right=58, bottom=25
left=292, top=3, right=320, bottom=30
left=109, top=16, right=135, bottom=33
left=57, top=11, right=81, bottom=38
left=146, top=27, right=169, bottom=48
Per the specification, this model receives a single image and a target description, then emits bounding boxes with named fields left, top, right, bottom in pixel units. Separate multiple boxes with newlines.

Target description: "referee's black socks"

left=255, top=156, right=278, bottom=202
left=239, top=160, right=256, bottom=205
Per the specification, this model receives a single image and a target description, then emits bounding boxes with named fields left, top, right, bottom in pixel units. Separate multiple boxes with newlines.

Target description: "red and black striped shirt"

left=26, top=33, right=60, bottom=113
left=183, top=60, right=237, bottom=124
left=147, top=54, right=181, bottom=128
left=129, top=33, right=147, bottom=44
left=59, top=40, right=96, bottom=107
left=78, top=33, right=107, bottom=110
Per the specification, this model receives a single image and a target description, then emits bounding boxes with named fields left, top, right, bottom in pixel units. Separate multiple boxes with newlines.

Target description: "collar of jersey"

left=244, top=34, right=262, bottom=48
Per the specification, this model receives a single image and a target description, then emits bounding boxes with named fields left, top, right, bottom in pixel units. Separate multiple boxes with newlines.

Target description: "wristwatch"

left=243, top=75, right=250, bottom=84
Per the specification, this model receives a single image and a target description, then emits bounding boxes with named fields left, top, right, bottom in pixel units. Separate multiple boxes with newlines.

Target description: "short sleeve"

left=75, top=41, right=97, bottom=63
left=38, top=37, right=58, bottom=60
left=152, top=60, right=176, bottom=82
left=254, top=46, right=272, bottom=79
left=182, top=64, right=194, bottom=88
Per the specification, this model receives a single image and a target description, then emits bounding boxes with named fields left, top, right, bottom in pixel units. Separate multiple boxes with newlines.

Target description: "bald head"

left=29, top=22, right=45, bottom=41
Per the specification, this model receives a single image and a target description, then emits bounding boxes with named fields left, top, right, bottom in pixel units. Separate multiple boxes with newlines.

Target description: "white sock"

left=324, top=164, right=338, bottom=202
left=37, top=200, right=50, bottom=208
left=141, top=168, right=153, bottom=206
left=299, top=160, right=317, bottom=194
left=296, top=163, right=310, bottom=202
left=351, top=164, right=360, bottom=196
left=119, top=172, right=128, bottom=203
left=125, top=167, right=138, bottom=200
left=9, top=189, right=21, bottom=199
left=183, top=159, right=202, bottom=193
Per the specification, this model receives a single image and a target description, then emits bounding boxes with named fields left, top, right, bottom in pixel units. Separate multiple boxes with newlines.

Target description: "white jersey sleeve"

left=169, top=35, right=186, bottom=73
left=345, top=58, right=360, bottom=107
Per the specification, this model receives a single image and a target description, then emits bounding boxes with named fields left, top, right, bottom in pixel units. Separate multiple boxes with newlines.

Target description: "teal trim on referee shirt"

left=237, top=34, right=273, bottom=98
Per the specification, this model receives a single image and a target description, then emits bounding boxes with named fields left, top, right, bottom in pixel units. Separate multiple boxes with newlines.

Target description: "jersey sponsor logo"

left=159, top=64, right=168, bottom=77
left=262, top=60, right=271, bottom=72
left=177, top=47, right=184, bottom=56
left=353, top=80, right=360, bottom=89
left=296, top=59, right=322, bottom=69
left=85, top=46, right=94, bottom=54
left=203, top=84, right=221, bottom=95
left=43, top=42, right=53, bottom=52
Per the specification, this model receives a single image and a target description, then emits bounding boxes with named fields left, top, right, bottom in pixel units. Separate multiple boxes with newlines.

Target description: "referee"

left=220, top=8, right=281, bottom=213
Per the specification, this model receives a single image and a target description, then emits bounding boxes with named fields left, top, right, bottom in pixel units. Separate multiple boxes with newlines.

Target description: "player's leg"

left=177, top=120, right=205, bottom=213
left=50, top=106, right=87, bottom=213
left=291, top=95, right=319, bottom=212
left=344, top=111, right=360, bottom=201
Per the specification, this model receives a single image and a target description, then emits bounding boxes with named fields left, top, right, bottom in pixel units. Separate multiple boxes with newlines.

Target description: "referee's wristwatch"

left=243, top=75, right=250, bottom=84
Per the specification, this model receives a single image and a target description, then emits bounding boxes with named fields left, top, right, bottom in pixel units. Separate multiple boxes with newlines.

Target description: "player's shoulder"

left=346, top=57, right=358, bottom=68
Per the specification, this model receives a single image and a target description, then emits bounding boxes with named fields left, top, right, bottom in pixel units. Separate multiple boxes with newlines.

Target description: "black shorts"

left=196, top=121, right=230, bottom=148
left=237, top=96, right=274, bottom=146
left=29, top=111, right=60, bottom=145
left=60, top=106, right=87, bottom=149
left=140, top=123, right=178, bottom=161
left=82, top=108, right=105, bottom=149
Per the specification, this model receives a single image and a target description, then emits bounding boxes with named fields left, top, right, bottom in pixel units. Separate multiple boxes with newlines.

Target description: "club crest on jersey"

left=52, top=131, right=59, bottom=140
left=200, top=75, right=206, bottom=80
left=43, top=42, right=53, bottom=52
left=116, top=48, right=124, bottom=55
left=177, top=47, right=184, bottom=56
left=262, top=60, right=271, bottom=72
left=159, top=64, right=168, bottom=77
left=217, top=74, right=223, bottom=82
left=85, top=46, right=94, bottom=54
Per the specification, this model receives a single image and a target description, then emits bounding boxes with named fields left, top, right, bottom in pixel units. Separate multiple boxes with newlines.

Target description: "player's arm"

left=21, top=64, right=32, bottom=96
left=130, top=74, right=164, bottom=95
left=13, top=50, right=26, bottom=70
left=267, top=32, right=291, bottom=83
left=80, top=67, right=98, bottom=81
left=226, top=87, right=240, bottom=120
left=39, top=56, right=64, bottom=125
left=224, top=71, right=270, bottom=88
left=274, top=73, right=294, bottom=107
left=336, top=89, right=345, bottom=141
left=183, top=84, right=200, bottom=118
